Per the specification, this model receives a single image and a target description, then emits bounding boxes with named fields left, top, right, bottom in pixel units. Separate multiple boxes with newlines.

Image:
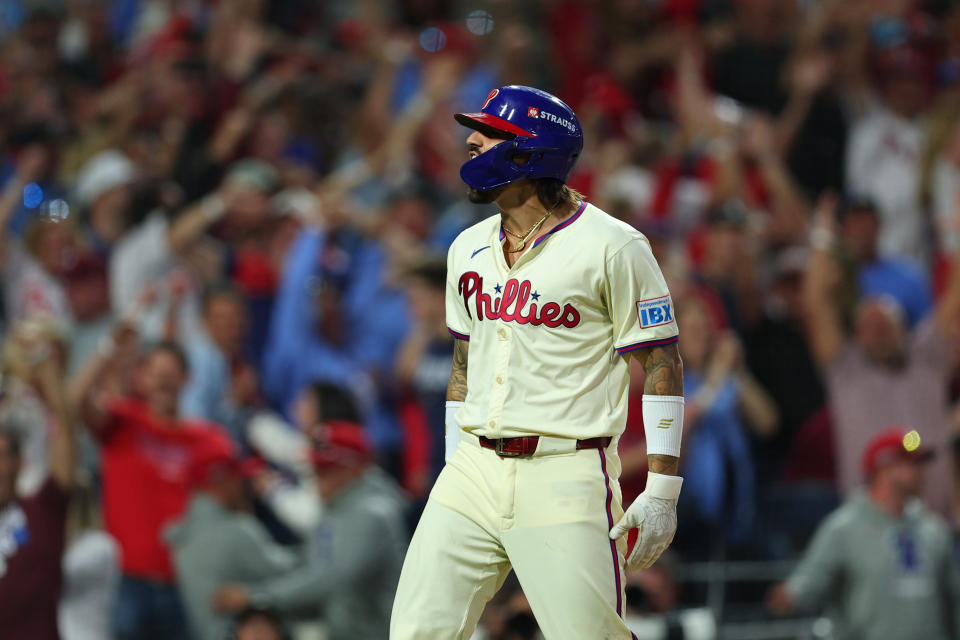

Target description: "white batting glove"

left=609, top=472, right=683, bottom=571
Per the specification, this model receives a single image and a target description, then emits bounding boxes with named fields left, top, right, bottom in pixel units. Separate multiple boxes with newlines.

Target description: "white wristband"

left=642, top=394, right=684, bottom=458
left=644, top=471, right=683, bottom=501
left=444, top=401, right=464, bottom=462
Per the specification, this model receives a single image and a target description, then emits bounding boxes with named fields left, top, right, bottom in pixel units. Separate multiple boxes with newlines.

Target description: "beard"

left=467, top=186, right=503, bottom=204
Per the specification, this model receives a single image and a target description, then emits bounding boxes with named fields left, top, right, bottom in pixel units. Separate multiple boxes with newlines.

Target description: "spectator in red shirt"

left=72, top=336, right=232, bottom=640
left=0, top=322, right=76, bottom=640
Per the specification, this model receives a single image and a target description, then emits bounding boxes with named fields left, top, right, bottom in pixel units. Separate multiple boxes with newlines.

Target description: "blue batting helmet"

left=455, top=85, right=583, bottom=192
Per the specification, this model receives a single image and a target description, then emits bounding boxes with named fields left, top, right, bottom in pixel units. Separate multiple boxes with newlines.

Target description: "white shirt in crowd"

left=58, top=530, right=119, bottom=640
left=846, top=107, right=928, bottom=266
left=2, top=242, right=72, bottom=328
left=109, top=211, right=202, bottom=341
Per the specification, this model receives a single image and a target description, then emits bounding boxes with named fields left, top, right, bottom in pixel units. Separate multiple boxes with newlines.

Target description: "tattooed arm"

left=446, top=339, right=469, bottom=402
left=611, top=341, right=684, bottom=570
left=632, top=343, right=683, bottom=475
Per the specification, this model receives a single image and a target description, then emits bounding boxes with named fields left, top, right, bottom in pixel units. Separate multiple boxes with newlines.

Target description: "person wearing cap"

left=392, top=84, right=684, bottom=639
left=804, top=194, right=960, bottom=519
left=166, top=446, right=296, bottom=640
left=212, top=422, right=408, bottom=640
left=73, top=149, right=136, bottom=253
left=245, top=382, right=365, bottom=538
left=767, top=428, right=960, bottom=640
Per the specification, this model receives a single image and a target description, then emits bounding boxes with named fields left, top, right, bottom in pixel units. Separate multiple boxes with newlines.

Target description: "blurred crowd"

left=1, top=0, right=960, bottom=638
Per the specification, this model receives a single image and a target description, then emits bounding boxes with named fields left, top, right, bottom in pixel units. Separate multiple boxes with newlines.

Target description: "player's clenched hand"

left=609, top=472, right=683, bottom=571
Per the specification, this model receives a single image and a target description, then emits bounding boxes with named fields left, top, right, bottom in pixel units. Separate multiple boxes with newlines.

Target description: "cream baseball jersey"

left=445, top=201, right=678, bottom=440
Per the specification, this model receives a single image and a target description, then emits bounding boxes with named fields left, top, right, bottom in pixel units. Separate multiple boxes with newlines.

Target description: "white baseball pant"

left=390, top=430, right=638, bottom=640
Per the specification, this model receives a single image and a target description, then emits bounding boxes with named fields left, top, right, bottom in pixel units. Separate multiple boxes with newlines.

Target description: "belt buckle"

left=495, top=438, right=524, bottom=458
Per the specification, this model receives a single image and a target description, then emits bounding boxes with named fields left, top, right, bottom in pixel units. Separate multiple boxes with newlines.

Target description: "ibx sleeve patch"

left=636, top=295, right=674, bottom=328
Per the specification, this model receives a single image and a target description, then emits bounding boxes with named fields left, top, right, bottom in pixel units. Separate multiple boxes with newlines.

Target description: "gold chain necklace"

left=502, top=204, right=557, bottom=253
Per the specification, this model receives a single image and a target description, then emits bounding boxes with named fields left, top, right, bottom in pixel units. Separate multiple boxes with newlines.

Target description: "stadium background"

left=0, top=0, right=959, bottom=638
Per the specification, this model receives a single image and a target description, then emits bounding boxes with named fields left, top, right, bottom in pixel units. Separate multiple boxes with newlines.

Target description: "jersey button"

left=488, top=420, right=496, bottom=428
left=498, top=328, right=507, bottom=339
left=496, top=376, right=503, bottom=384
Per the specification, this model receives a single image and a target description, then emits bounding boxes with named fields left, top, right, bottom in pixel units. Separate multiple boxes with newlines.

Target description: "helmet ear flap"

left=461, top=138, right=527, bottom=191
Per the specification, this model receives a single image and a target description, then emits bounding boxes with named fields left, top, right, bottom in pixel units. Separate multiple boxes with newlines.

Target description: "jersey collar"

left=530, top=200, right=586, bottom=249
left=497, top=200, right=587, bottom=247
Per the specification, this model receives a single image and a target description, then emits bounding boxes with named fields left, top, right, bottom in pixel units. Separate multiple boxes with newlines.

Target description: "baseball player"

left=390, top=86, right=684, bottom=640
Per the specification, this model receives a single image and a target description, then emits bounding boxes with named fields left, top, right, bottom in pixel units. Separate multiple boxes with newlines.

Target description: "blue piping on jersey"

left=615, top=334, right=679, bottom=354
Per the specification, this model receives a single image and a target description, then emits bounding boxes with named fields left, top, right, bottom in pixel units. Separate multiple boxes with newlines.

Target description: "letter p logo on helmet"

left=481, top=89, right=500, bottom=110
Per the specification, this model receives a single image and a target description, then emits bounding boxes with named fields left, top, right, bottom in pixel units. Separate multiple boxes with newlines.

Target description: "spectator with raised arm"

left=109, top=161, right=276, bottom=344
left=70, top=334, right=232, bottom=640
left=261, top=209, right=375, bottom=415
left=804, top=194, right=960, bottom=519
left=838, top=196, right=933, bottom=328
left=180, top=282, right=260, bottom=448
left=675, top=293, right=779, bottom=548
left=845, top=47, right=933, bottom=266
left=0, top=147, right=75, bottom=327
left=0, top=317, right=77, bottom=639
left=0, top=316, right=69, bottom=495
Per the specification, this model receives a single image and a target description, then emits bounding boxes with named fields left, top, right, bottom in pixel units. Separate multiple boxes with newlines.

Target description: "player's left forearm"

left=639, top=343, right=683, bottom=396
left=636, top=343, right=683, bottom=475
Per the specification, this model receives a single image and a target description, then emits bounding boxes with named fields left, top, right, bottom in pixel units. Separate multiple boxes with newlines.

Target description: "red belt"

left=478, top=435, right=612, bottom=458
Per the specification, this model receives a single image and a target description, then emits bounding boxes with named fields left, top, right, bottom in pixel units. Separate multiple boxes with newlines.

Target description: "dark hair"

left=405, top=257, right=446, bottom=291
left=839, top=195, right=879, bottom=221
left=309, top=382, right=361, bottom=423
left=0, top=426, right=21, bottom=457
left=146, top=341, right=190, bottom=373
left=202, top=281, right=245, bottom=313
left=536, top=178, right=585, bottom=210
